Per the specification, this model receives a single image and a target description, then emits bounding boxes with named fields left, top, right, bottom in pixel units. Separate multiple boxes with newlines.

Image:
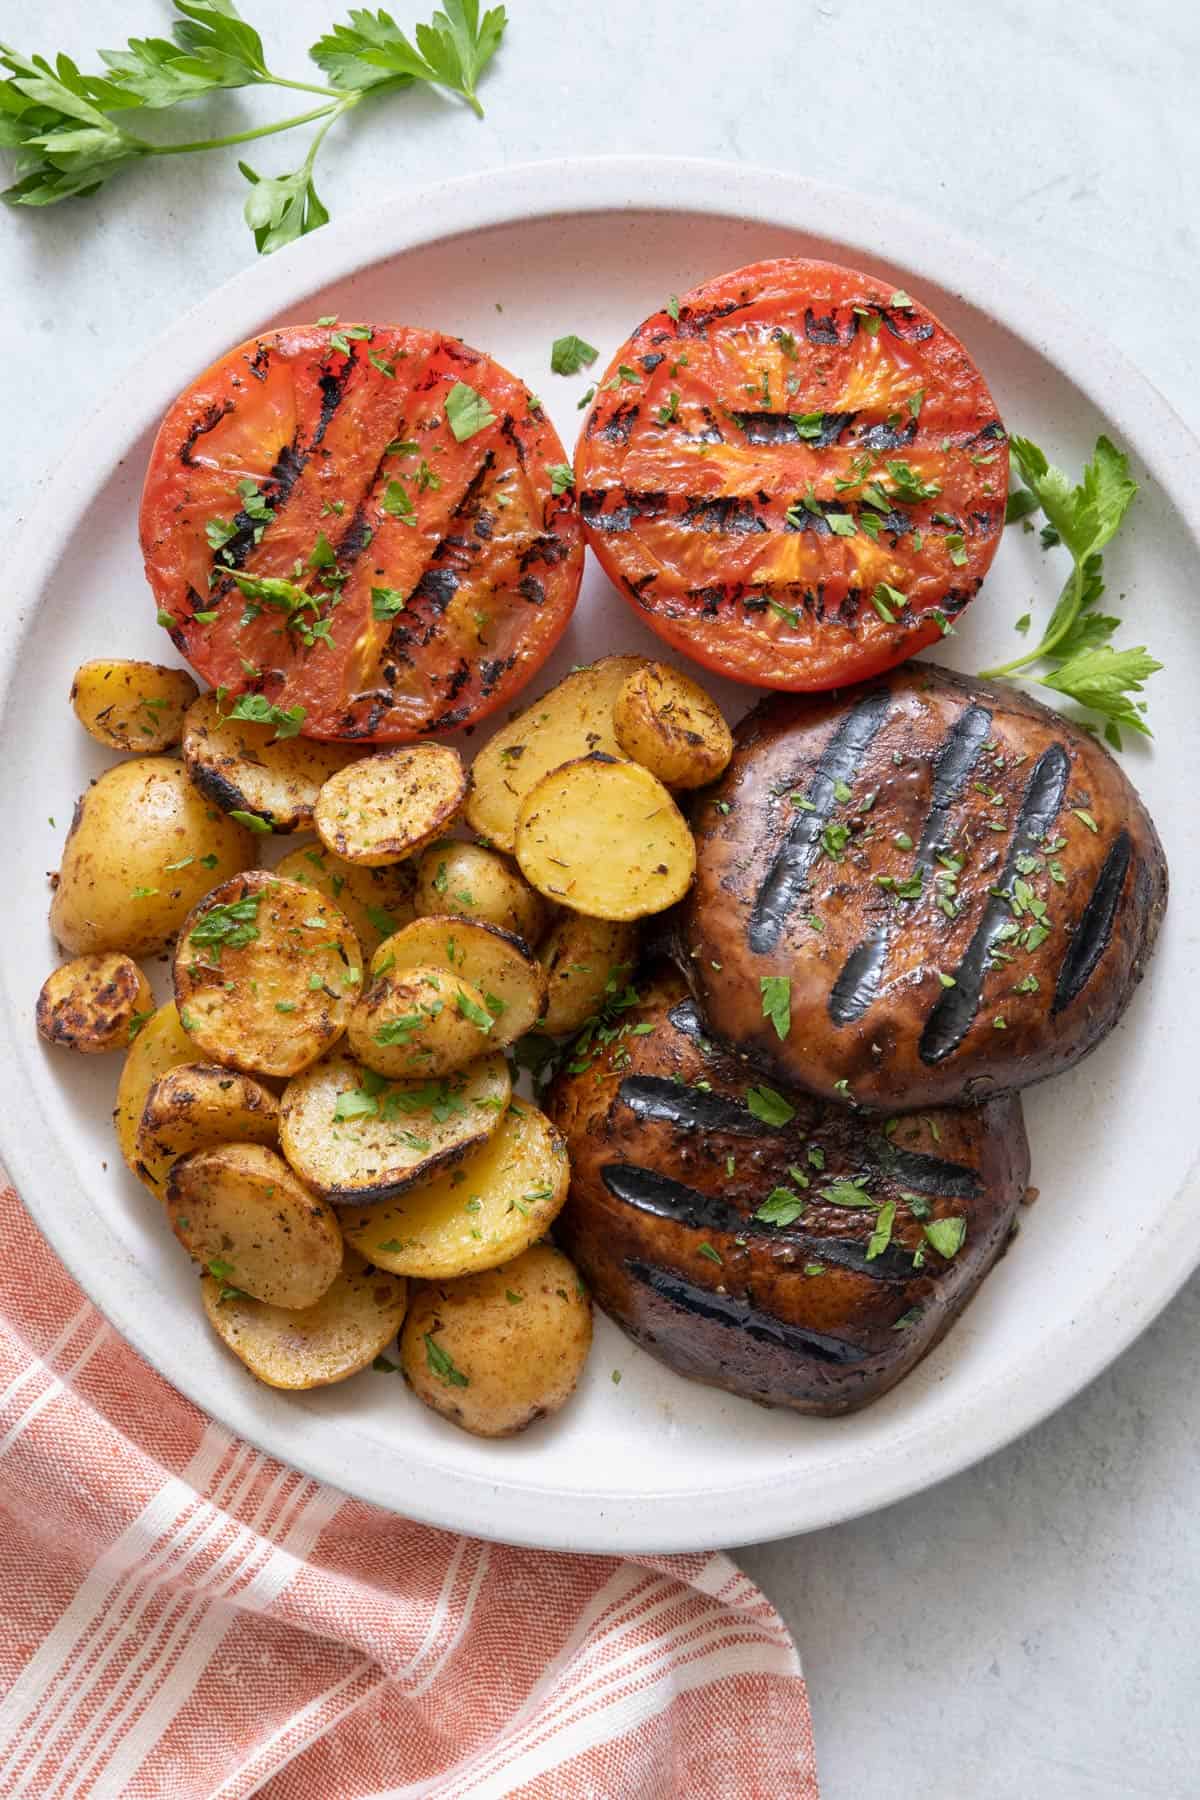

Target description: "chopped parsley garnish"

left=866, top=1199, right=896, bottom=1260
left=819, top=1177, right=875, bottom=1209
left=381, top=479, right=416, bottom=524
left=189, top=891, right=263, bottom=959
left=550, top=334, right=599, bottom=375
left=227, top=694, right=306, bottom=739
left=760, top=975, right=792, bottom=1041
left=445, top=381, right=496, bottom=442
left=696, top=1241, right=722, bottom=1265
left=423, top=1332, right=468, bottom=1387
left=455, top=992, right=495, bottom=1032
left=371, top=586, right=407, bottom=620
left=547, top=463, right=575, bottom=496
left=229, top=810, right=273, bottom=834
left=755, top=1188, right=806, bottom=1227
left=923, top=1216, right=967, bottom=1258
left=746, top=1085, right=795, bottom=1127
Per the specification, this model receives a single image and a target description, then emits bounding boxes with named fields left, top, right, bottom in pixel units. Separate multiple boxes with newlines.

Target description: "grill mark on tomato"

left=1051, top=830, right=1132, bottom=1016
left=749, top=689, right=893, bottom=954
left=734, top=410, right=857, bottom=448
left=206, top=351, right=360, bottom=576
left=858, top=416, right=919, bottom=450
left=178, top=400, right=234, bottom=466
left=590, top=404, right=639, bottom=446
left=603, top=1166, right=916, bottom=1282
left=805, top=308, right=858, bottom=346
left=882, top=310, right=935, bottom=343
left=616, top=1076, right=767, bottom=1136
left=626, top=1260, right=869, bottom=1365
left=920, top=744, right=1070, bottom=1064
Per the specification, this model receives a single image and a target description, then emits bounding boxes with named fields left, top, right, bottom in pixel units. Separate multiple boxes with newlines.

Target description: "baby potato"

left=279, top=1052, right=512, bottom=1204
left=167, top=1142, right=343, bottom=1310
left=414, top=841, right=547, bottom=944
left=201, top=1246, right=407, bottom=1390
left=370, top=916, right=547, bottom=1052
left=37, top=952, right=152, bottom=1054
left=400, top=1245, right=592, bottom=1437
left=314, top=744, right=467, bottom=866
left=174, top=871, right=362, bottom=1079
left=612, top=661, right=733, bottom=789
left=182, top=693, right=357, bottom=832
left=539, top=915, right=639, bottom=1036
left=342, top=1100, right=569, bottom=1279
left=50, top=757, right=255, bottom=956
left=515, top=755, right=696, bottom=921
left=134, top=1062, right=280, bottom=1193
left=114, top=1002, right=196, bottom=1181
left=274, top=842, right=417, bottom=958
left=347, top=964, right=497, bottom=1079
left=71, top=658, right=199, bottom=753
left=465, top=655, right=647, bottom=852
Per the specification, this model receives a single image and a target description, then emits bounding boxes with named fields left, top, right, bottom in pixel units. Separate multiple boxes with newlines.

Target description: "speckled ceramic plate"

left=4, top=158, right=1198, bottom=1552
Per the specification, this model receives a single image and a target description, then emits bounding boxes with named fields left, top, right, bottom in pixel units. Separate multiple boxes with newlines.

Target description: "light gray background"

left=4, top=3, right=1198, bottom=1796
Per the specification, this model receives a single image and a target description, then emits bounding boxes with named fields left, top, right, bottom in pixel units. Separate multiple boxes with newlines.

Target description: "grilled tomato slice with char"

left=576, top=258, right=1007, bottom=690
left=140, top=324, right=583, bottom=742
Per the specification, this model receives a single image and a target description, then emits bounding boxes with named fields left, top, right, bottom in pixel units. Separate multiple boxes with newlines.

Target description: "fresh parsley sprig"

left=0, top=0, right=507, bottom=253
left=982, top=434, right=1160, bottom=746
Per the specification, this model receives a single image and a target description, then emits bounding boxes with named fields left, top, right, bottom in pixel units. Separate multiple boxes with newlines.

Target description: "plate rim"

left=4, top=153, right=1199, bottom=1552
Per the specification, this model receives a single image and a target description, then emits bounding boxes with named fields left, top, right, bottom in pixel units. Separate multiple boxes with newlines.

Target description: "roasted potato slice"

left=71, top=659, right=199, bottom=753
left=342, top=1100, right=569, bottom=1279
left=414, top=841, right=548, bottom=944
left=201, top=1246, right=407, bottom=1390
left=51, top=758, right=254, bottom=956
left=613, top=661, right=733, bottom=789
left=314, top=744, right=467, bottom=866
left=400, top=1245, right=592, bottom=1437
left=464, top=655, right=646, bottom=852
left=539, top=915, right=639, bottom=1036
left=37, top=952, right=152, bottom=1054
left=114, top=1001, right=197, bottom=1181
left=347, top=964, right=497, bottom=1079
left=370, top=916, right=546, bottom=1050
left=182, top=693, right=356, bottom=832
left=134, top=1062, right=280, bottom=1193
left=274, top=842, right=417, bottom=957
left=515, top=755, right=696, bottom=920
left=280, top=1052, right=511, bottom=1204
left=167, top=1142, right=342, bottom=1309
left=174, top=871, right=362, bottom=1078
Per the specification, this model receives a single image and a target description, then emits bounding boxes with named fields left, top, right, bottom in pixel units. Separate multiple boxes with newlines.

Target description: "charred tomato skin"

left=576, top=257, right=1007, bottom=691
left=140, top=324, right=583, bottom=743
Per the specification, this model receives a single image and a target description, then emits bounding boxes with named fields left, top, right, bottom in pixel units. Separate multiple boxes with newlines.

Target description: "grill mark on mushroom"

left=749, top=688, right=893, bottom=954
left=1051, top=829, right=1132, bottom=1015
left=920, top=743, right=1070, bottom=1064
left=829, top=703, right=994, bottom=1026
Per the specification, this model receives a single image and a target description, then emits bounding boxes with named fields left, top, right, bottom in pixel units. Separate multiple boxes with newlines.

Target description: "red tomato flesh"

left=575, top=258, right=1008, bottom=691
left=140, top=325, right=583, bottom=741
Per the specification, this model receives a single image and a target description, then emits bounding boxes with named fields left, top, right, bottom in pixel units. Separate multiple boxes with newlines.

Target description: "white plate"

left=4, top=157, right=1199, bottom=1554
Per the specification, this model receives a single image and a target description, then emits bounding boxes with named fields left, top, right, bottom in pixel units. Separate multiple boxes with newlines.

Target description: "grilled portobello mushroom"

left=546, top=971, right=1029, bottom=1415
left=675, top=663, right=1167, bottom=1109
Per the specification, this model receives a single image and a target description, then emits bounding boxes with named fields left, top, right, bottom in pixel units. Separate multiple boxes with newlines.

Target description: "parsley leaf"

left=423, top=1331, right=469, bottom=1386
left=923, top=1216, right=967, bottom=1258
left=445, top=379, right=495, bottom=441
left=371, top=585, right=407, bottom=620
left=760, top=975, right=792, bottom=1041
left=980, top=435, right=1156, bottom=740
left=547, top=463, right=574, bottom=496
left=227, top=693, right=306, bottom=739
left=755, top=1188, right=806, bottom=1227
left=746, top=1085, right=795, bottom=1127
left=550, top=333, right=598, bottom=375
left=866, top=1199, right=896, bottom=1260
left=310, top=2, right=506, bottom=115
left=189, top=890, right=263, bottom=959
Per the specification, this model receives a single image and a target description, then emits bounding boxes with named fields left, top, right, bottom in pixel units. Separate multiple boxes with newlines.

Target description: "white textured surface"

left=4, top=3, right=1199, bottom=1796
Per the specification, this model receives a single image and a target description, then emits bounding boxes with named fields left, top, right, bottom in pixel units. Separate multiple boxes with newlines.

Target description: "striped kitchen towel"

left=0, top=1183, right=818, bottom=1799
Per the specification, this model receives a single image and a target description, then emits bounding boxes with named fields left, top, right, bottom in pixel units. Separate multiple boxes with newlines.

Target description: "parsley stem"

left=147, top=101, right=346, bottom=157
left=261, top=74, right=346, bottom=100
left=978, top=565, right=1078, bottom=679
